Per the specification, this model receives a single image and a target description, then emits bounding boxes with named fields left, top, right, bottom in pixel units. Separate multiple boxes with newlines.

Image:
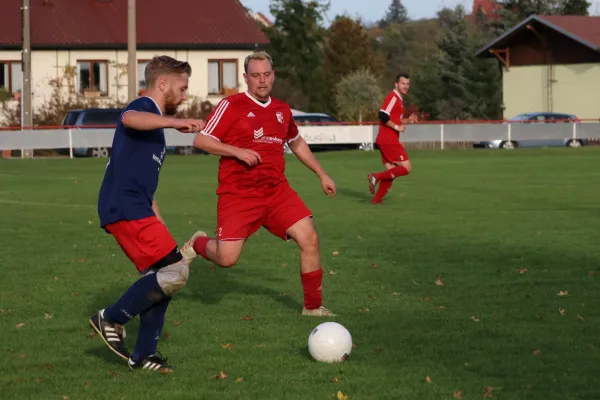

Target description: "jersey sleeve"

left=121, top=97, right=160, bottom=118
left=200, top=99, right=236, bottom=141
left=287, top=114, right=301, bottom=143
left=380, top=92, right=398, bottom=116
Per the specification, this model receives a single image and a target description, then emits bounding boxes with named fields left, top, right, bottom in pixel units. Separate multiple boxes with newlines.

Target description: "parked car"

left=473, top=112, right=586, bottom=149
left=291, top=111, right=360, bottom=151
left=62, top=108, right=192, bottom=157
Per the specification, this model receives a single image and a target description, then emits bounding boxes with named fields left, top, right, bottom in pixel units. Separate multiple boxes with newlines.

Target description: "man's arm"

left=193, top=134, right=262, bottom=166
left=122, top=112, right=203, bottom=133
left=152, top=199, right=165, bottom=225
left=379, top=111, right=405, bottom=132
left=288, top=136, right=336, bottom=196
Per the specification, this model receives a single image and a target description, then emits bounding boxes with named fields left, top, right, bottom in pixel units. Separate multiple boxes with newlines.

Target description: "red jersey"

left=376, top=90, right=404, bottom=145
left=201, top=92, right=300, bottom=197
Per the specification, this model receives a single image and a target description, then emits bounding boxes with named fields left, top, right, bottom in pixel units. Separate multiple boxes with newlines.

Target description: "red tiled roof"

left=0, top=0, right=269, bottom=49
left=538, top=15, right=600, bottom=48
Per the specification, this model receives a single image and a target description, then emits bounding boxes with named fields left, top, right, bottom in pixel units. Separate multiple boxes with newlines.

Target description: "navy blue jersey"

left=98, top=96, right=167, bottom=229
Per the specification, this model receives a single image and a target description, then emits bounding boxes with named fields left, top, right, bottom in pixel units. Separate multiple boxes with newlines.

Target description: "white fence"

left=1, top=122, right=600, bottom=157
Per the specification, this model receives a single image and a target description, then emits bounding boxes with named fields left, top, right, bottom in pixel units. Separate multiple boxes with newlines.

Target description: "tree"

left=335, top=69, right=384, bottom=122
left=264, top=0, right=329, bottom=111
left=560, top=0, right=590, bottom=15
left=379, top=0, right=409, bottom=27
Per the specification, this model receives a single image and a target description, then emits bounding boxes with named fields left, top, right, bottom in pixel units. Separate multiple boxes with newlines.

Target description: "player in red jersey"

left=368, top=73, right=417, bottom=204
left=182, top=51, right=337, bottom=317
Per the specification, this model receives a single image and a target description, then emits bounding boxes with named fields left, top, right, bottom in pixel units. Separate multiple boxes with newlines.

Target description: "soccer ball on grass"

left=308, top=322, right=352, bottom=363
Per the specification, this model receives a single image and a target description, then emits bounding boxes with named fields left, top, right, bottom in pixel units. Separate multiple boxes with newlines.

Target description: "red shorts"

left=216, top=184, right=312, bottom=241
left=105, top=216, right=178, bottom=272
left=379, top=143, right=409, bottom=164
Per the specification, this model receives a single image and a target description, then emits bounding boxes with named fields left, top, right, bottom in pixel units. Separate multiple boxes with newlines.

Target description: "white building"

left=0, top=0, right=269, bottom=114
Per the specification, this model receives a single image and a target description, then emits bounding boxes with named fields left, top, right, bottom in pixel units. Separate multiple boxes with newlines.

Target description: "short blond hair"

left=244, top=51, right=274, bottom=73
left=145, top=55, right=192, bottom=87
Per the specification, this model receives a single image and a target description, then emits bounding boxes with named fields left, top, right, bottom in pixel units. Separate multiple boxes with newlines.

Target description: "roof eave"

left=475, top=14, right=537, bottom=57
left=0, top=42, right=269, bottom=51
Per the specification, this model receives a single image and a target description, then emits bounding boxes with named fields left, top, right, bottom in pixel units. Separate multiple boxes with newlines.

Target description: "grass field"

left=1, top=148, right=600, bottom=400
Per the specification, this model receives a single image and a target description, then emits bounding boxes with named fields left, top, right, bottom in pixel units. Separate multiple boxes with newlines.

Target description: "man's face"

left=394, top=77, right=410, bottom=96
left=244, top=59, right=275, bottom=101
left=162, top=73, right=189, bottom=115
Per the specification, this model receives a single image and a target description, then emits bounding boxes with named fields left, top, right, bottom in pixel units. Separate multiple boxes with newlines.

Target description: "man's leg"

left=186, top=237, right=246, bottom=268
left=369, top=144, right=411, bottom=204
left=263, top=186, right=334, bottom=317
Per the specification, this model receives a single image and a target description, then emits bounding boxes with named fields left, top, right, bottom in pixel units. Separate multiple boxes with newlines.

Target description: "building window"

left=208, top=60, right=238, bottom=95
left=0, top=61, right=23, bottom=95
left=77, top=61, right=108, bottom=95
left=138, top=61, right=149, bottom=94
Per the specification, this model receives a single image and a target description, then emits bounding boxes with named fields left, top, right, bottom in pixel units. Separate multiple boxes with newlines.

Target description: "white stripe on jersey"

left=204, top=100, right=229, bottom=134
left=385, top=96, right=397, bottom=114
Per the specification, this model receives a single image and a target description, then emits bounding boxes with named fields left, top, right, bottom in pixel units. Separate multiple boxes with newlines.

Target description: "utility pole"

left=22, top=0, right=33, bottom=158
left=127, top=0, right=137, bottom=102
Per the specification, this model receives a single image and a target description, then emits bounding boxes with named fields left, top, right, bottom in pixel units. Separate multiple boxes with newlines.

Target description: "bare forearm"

left=122, top=112, right=175, bottom=131
left=193, top=134, right=241, bottom=157
left=289, top=138, right=326, bottom=177
left=385, top=120, right=403, bottom=131
left=152, top=200, right=165, bottom=224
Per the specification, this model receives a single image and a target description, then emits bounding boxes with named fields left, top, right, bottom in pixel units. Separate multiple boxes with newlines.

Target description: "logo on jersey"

left=247, top=112, right=255, bottom=118
left=252, top=127, right=283, bottom=144
left=276, top=112, right=284, bottom=124
left=152, top=146, right=167, bottom=171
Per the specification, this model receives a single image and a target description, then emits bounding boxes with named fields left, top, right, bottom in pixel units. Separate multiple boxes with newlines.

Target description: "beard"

left=164, top=89, right=181, bottom=116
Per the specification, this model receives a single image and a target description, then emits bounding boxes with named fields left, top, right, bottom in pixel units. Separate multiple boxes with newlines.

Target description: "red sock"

left=374, top=166, right=409, bottom=181
left=192, top=236, right=212, bottom=260
left=372, top=179, right=393, bottom=203
left=301, top=269, right=323, bottom=310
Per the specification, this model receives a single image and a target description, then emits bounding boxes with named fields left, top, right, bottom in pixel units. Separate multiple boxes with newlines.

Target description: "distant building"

left=477, top=15, right=600, bottom=119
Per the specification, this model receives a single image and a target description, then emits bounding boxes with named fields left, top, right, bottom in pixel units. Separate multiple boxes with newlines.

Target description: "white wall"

left=0, top=48, right=254, bottom=120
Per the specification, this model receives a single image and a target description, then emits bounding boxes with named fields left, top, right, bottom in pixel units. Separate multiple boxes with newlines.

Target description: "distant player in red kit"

left=182, top=51, right=337, bottom=317
left=368, top=73, right=417, bottom=204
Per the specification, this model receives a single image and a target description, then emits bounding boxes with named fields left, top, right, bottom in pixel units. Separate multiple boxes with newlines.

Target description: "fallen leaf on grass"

left=588, top=271, right=597, bottom=278
left=373, top=347, right=383, bottom=353
left=368, top=295, right=376, bottom=300
left=470, top=316, right=480, bottom=322
left=532, top=349, right=541, bottom=357
left=356, top=235, right=362, bottom=239
left=517, top=268, right=528, bottom=274
left=15, top=323, right=25, bottom=329
left=281, top=263, right=288, bottom=267
left=358, top=307, right=369, bottom=313
left=160, top=368, right=174, bottom=375
left=235, top=377, right=244, bottom=383
left=392, top=292, right=399, bottom=296
left=577, top=314, right=585, bottom=322
left=214, top=371, right=228, bottom=380
left=483, top=386, right=494, bottom=398
left=332, top=377, right=340, bottom=383
left=453, top=391, right=463, bottom=399
left=558, top=307, right=565, bottom=316
left=256, top=344, right=266, bottom=348
left=329, top=270, right=336, bottom=275
left=370, top=263, right=378, bottom=269
left=558, top=291, right=568, bottom=296
left=20, top=354, right=26, bottom=358
left=173, top=321, right=182, bottom=327
left=108, top=370, right=120, bottom=377
left=221, top=343, right=235, bottom=349
left=435, top=275, right=445, bottom=287
left=241, top=315, right=253, bottom=321
left=337, top=391, right=349, bottom=400
left=86, top=381, right=92, bottom=387
left=425, top=376, right=432, bottom=383
left=332, top=251, right=339, bottom=256
left=88, top=332, right=97, bottom=338
left=439, top=306, right=446, bottom=310
left=63, top=396, right=69, bottom=400
left=425, top=296, right=431, bottom=302
left=44, top=312, right=52, bottom=320
left=167, top=334, right=173, bottom=340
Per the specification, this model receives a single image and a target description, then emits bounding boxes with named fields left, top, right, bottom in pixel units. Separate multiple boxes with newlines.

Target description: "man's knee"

left=156, top=260, right=189, bottom=296
left=214, top=240, right=244, bottom=268
left=216, top=252, right=240, bottom=268
left=294, top=225, right=320, bottom=253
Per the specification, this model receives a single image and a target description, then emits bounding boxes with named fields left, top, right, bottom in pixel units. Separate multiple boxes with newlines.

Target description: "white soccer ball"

left=308, top=322, right=352, bottom=363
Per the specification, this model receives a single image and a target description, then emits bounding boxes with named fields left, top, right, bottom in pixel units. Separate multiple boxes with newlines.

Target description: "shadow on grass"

left=335, top=187, right=374, bottom=203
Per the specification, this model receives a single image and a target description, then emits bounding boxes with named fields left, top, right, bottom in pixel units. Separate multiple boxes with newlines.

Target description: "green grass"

left=1, top=148, right=600, bottom=400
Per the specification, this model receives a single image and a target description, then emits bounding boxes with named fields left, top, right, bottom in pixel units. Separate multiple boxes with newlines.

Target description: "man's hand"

left=397, top=124, right=406, bottom=132
left=173, top=119, right=205, bottom=133
left=234, top=148, right=262, bottom=167
left=407, top=114, right=418, bottom=124
left=320, top=174, right=336, bottom=197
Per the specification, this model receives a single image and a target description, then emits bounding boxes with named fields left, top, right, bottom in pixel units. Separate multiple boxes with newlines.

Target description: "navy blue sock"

left=131, top=296, right=172, bottom=362
left=104, top=273, right=166, bottom=325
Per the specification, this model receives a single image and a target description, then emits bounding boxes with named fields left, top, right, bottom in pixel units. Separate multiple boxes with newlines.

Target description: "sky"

left=241, top=0, right=600, bottom=24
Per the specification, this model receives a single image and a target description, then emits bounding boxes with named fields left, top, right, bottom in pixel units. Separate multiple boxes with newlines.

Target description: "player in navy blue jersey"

left=90, top=55, right=204, bottom=372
